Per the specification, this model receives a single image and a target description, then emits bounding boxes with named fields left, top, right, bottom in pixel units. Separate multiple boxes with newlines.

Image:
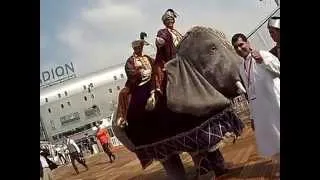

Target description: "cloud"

left=56, top=0, right=149, bottom=76
left=42, top=0, right=277, bottom=76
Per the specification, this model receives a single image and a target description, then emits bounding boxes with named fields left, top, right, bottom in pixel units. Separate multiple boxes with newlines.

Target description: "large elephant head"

left=165, top=26, right=243, bottom=117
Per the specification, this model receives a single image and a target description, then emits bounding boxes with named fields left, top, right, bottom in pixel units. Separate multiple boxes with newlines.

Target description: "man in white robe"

left=231, top=33, right=280, bottom=162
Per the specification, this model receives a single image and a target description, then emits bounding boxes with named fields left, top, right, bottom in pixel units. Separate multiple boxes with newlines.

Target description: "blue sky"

left=41, top=0, right=277, bottom=77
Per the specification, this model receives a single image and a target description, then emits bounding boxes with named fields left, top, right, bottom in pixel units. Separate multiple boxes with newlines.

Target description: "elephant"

left=113, top=26, right=246, bottom=180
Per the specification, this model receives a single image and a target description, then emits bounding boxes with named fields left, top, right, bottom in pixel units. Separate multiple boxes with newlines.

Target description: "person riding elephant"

left=153, top=9, right=183, bottom=97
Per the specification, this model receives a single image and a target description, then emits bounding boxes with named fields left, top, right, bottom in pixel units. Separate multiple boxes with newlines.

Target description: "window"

left=67, top=101, right=71, bottom=106
left=48, top=108, right=51, bottom=113
left=85, top=105, right=101, bottom=119
left=61, top=104, right=64, bottom=109
left=113, top=76, right=117, bottom=80
left=83, top=85, right=87, bottom=90
left=50, top=120, right=55, bottom=130
left=91, top=94, right=95, bottom=99
left=45, top=98, right=48, bottom=102
left=58, top=93, right=61, bottom=98
left=60, top=112, right=81, bottom=126
left=120, top=74, right=124, bottom=79
left=117, top=86, right=121, bottom=90
left=84, top=96, right=87, bottom=101
left=88, top=88, right=91, bottom=93
left=108, top=89, right=112, bottom=93
left=64, top=91, right=68, bottom=96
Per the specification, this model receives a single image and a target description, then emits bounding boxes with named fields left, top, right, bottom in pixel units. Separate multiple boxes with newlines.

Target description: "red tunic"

left=96, top=128, right=109, bottom=145
left=154, top=28, right=178, bottom=94
left=115, top=54, right=154, bottom=121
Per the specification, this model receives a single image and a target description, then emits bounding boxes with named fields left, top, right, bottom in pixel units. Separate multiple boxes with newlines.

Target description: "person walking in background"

left=40, top=154, right=53, bottom=180
left=40, top=147, right=57, bottom=180
left=55, top=144, right=67, bottom=165
left=63, top=136, right=88, bottom=174
left=95, top=122, right=116, bottom=163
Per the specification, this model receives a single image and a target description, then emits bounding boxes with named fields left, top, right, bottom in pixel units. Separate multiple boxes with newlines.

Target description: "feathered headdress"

left=132, top=32, right=149, bottom=48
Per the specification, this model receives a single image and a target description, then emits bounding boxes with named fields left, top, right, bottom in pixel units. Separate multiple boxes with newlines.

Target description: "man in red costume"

left=115, top=37, right=155, bottom=128
left=95, top=122, right=116, bottom=163
left=153, top=9, right=183, bottom=96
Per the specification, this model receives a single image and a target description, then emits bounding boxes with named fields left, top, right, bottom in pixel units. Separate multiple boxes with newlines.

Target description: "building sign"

left=60, top=112, right=81, bottom=126
left=40, top=62, right=77, bottom=88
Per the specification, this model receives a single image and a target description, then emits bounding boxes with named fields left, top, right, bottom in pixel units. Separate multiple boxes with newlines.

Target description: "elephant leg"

left=192, top=150, right=228, bottom=177
left=161, top=154, right=187, bottom=180
left=204, top=150, right=228, bottom=176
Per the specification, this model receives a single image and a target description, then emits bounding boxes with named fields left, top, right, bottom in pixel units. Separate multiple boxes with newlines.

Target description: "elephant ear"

left=111, top=112, right=136, bottom=152
left=165, top=56, right=230, bottom=117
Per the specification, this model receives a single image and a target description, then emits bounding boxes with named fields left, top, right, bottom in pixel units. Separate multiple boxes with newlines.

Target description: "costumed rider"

left=115, top=32, right=156, bottom=129
left=153, top=9, right=183, bottom=100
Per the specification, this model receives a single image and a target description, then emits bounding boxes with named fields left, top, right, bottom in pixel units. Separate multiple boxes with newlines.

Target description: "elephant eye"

left=209, top=45, right=217, bottom=54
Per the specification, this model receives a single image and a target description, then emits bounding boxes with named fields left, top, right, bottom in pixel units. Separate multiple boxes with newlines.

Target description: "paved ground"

left=52, top=127, right=279, bottom=180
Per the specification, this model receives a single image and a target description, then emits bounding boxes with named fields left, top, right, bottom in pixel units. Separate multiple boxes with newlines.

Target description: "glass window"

left=48, top=108, right=51, bottom=113
left=83, top=85, right=87, bottom=90
left=120, top=74, right=124, bottom=79
left=58, top=93, right=61, bottom=98
left=61, top=104, right=64, bottom=109
left=60, top=112, right=81, bottom=126
left=113, top=76, right=117, bottom=80
left=91, top=94, right=94, bottom=99
left=108, top=89, right=112, bottom=93
left=84, top=96, right=87, bottom=101
left=117, top=86, right=121, bottom=90
left=45, top=98, right=48, bottom=102
left=64, top=91, right=68, bottom=96
left=67, top=101, right=71, bottom=106
left=85, top=105, right=101, bottom=119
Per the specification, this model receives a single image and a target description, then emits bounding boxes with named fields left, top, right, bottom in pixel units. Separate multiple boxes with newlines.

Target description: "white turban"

left=268, top=17, right=280, bottom=29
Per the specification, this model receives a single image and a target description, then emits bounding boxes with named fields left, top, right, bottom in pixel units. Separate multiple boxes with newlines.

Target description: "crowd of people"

left=40, top=121, right=116, bottom=179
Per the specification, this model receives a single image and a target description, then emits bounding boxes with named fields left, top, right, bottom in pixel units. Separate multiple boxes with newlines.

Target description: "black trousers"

left=102, top=143, right=115, bottom=162
left=69, top=152, right=88, bottom=173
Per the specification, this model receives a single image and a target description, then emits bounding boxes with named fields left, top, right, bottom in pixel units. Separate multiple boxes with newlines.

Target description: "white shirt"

left=40, top=155, right=49, bottom=168
left=66, top=138, right=80, bottom=153
left=168, top=28, right=183, bottom=47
